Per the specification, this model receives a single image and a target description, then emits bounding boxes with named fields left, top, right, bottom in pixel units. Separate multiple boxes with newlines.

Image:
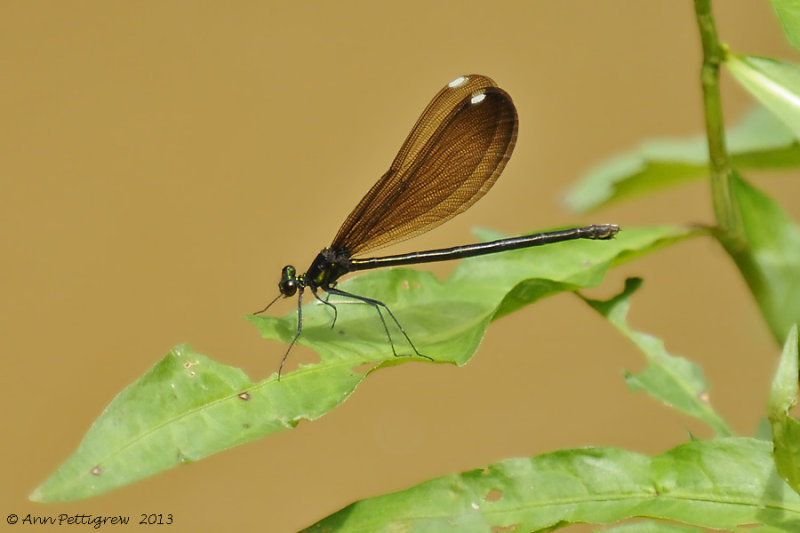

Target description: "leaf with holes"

left=31, top=225, right=697, bottom=501
left=303, top=438, right=800, bottom=531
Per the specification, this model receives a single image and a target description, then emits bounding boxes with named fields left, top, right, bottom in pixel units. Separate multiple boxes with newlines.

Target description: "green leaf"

left=599, top=522, right=705, bottom=533
left=580, top=278, right=733, bottom=437
left=769, top=325, right=800, bottom=493
left=304, top=438, right=800, bottom=532
left=31, top=225, right=697, bottom=502
left=721, top=173, right=800, bottom=344
left=29, top=344, right=364, bottom=502
left=726, top=55, right=800, bottom=140
left=464, top=226, right=699, bottom=321
left=771, top=0, right=800, bottom=51
left=254, top=226, right=698, bottom=368
left=566, top=106, right=800, bottom=212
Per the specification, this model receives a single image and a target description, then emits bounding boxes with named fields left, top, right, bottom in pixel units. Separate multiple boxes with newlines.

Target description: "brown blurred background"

left=2, top=1, right=799, bottom=531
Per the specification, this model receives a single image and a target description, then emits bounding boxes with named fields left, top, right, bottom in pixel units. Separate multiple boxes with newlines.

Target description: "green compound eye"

left=278, top=266, right=298, bottom=296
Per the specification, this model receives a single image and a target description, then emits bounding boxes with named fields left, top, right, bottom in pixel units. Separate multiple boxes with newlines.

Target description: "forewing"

left=331, top=74, right=518, bottom=255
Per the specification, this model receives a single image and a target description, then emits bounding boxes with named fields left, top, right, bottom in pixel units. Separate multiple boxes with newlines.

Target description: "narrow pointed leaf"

left=769, top=325, right=800, bottom=493
left=255, top=226, right=697, bottom=368
left=726, top=55, right=800, bottom=140
left=567, top=106, right=800, bottom=212
left=580, top=278, right=733, bottom=436
left=721, top=173, right=800, bottom=343
left=304, top=438, right=800, bottom=532
left=770, top=0, right=800, bottom=51
left=31, top=226, right=697, bottom=501
left=29, top=345, right=363, bottom=502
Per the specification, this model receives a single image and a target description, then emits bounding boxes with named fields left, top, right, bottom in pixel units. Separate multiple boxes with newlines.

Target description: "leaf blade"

left=304, top=438, right=800, bottom=532
left=726, top=55, right=800, bottom=140
left=30, top=345, right=363, bottom=502
left=769, top=325, right=800, bottom=493
left=722, top=173, right=800, bottom=343
left=580, top=278, right=733, bottom=436
left=567, top=106, right=800, bottom=212
left=770, top=0, right=800, bottom=51
left=31, top=225, right=698, bottom=501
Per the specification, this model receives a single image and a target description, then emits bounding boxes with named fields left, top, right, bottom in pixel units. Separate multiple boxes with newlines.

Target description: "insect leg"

left=278, top=287, right=305, bottom=380
left=324, top=287, right=431, bottom=361
left=310, top=287, right=338, bottom=329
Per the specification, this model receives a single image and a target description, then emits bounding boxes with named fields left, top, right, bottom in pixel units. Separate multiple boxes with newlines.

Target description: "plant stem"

left=693, top=0, right=744, bottom=246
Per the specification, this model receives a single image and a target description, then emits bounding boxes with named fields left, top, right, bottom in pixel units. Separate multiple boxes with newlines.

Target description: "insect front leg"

left=310, top=287, right=338, bottom=329
left=325, top=286, right=431, bottom=361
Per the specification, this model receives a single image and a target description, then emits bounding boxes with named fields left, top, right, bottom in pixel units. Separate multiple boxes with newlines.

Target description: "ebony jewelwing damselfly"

left=256, top=74, right=619, bottom=378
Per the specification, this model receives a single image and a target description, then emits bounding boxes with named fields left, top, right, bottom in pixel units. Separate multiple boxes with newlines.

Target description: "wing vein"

left=331, top=74, right=518, bottom=256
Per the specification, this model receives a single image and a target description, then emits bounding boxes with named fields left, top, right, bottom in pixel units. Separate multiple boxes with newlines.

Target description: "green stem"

left=693, top=0, right=744, bottom=246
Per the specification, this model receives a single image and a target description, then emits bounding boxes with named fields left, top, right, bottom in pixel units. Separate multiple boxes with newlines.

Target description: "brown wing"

left=330, top=74, right=518, bottom=256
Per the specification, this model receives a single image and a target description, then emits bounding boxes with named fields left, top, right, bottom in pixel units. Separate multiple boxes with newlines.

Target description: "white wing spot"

left=471, top=93, right=486, bottom=104
left=448, top=76, right=468, bottom=88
